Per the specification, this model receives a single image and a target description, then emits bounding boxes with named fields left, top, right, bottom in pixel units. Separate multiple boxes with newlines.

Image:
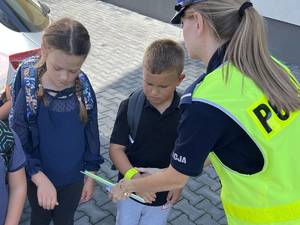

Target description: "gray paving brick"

left=186, top=178, right=205, bottom=192
left=173, top=199, right=206, bottom=221
left=196, top=199, right=224, bottom=221
left=218, top=216, right=229, bottom=225
left=196, top=186, right=221, bottom=205
left=182, top=187, right=205, bottom=205
left=74, top=216, right=90, bottom=225
left=195, top=214, right=221, bottom=225
left=167, top=208, right=183, bottom=221
left=195, top=173, right=221, bottom=192
left=77, top=200, right=111, bottom=224
left=170, top=214, right=197, bottom=225
left=94, top=215, right=115, bottom=225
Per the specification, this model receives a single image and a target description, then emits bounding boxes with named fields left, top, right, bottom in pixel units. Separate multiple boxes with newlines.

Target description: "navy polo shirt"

left=170, top=45, right=264, bottom=176
left=110, top=92, right=181, bottom=206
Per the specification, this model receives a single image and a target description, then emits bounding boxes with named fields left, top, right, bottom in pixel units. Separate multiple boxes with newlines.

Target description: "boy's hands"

left=166, top=188, right=182, bottom=205
left=80, top=176, right=96, bottom=203
left=133, top=173, right=156, bottom=203
left=32, top=172, right=58, bottom=210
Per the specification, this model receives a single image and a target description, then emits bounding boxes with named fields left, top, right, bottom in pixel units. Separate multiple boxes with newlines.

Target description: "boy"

left=0, top=121, right=26, bottom=225
left=109, top=39, right=185, bottom=225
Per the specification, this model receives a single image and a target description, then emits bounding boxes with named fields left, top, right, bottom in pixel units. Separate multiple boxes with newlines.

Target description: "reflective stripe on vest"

left=223, top=198, right=300, bottom=224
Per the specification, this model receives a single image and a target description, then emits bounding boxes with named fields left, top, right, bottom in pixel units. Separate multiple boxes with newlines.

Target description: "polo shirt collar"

left=145, top=91, right=181, bottom=112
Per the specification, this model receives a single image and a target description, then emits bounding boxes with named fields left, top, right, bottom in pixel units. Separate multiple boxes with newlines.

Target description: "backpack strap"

left=127, top=89, right=145, bottom=143
left=10, top=56, right=39, bottom=125
left=78, top=72, right=94, bottom=111
left=110, top=89, right=145, bottom=171
left=10, top=57, right=40, bottom=149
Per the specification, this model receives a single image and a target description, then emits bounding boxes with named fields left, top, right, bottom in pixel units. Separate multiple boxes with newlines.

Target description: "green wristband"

left=124, top=168, right=139, bottom=180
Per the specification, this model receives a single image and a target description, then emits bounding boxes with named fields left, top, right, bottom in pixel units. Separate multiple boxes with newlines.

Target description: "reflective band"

left=224, top=200, right=300, bottom=224
left=124, top=168, right=139, bottom=180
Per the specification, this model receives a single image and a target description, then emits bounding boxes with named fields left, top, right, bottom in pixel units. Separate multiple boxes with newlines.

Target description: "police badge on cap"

left=171, top=0, right=206, bottom=24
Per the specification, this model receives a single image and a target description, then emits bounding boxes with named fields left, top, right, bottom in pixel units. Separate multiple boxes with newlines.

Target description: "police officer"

left=111, top=1, right=300, bottom=224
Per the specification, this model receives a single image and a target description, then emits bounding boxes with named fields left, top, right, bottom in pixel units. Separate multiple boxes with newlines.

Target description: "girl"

left=111, top=1, right=300, bottom=225
left=11, top=18, right=103, bottom=225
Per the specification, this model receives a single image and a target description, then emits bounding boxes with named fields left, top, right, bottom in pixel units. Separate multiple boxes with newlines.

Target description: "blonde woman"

left=111, top=0, right=300, bottom=224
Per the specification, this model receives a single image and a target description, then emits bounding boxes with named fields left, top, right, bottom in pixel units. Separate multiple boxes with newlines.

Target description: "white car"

left=0, top=0, right=50, bottom=87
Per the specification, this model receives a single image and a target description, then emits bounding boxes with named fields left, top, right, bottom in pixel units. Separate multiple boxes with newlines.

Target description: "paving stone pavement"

left=19, top=1, right=300, bottom=225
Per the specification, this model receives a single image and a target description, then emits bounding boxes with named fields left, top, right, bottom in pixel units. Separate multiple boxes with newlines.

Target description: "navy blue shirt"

left=0, top=131, right=25, bottom=225
left=11, top=86, right=103, bottom=187
left=171, top=45, right=264, bottom=176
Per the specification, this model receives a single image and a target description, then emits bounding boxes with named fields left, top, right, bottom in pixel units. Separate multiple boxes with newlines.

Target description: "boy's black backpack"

left=127, top=89, right=145, bottom=144
left=0, top=120, right=15, bottom=182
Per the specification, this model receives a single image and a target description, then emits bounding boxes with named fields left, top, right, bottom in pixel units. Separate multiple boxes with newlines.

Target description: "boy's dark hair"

left=143, top=39, right=184, bottom=75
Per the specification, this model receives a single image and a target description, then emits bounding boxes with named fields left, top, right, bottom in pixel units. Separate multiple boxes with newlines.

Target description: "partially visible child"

left=109, top=39, right=185, bottom=225
left=0, top=85, right=12, bottom=122
left=10, top=18, right=103, bottom=225
left=0, top=121, right=26, bottom=225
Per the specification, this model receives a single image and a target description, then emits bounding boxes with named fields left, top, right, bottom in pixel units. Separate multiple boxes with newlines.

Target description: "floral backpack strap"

left=9, top=56, right=39, bottom=125
left=78, top=72, right=94, bottom=111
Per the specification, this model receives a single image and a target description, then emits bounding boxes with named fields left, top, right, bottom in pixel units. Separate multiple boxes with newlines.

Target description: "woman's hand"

left=133, top=173, right=156, bottom=203
left=80, top=176, right=96, bottom=203
left=167, top=188, right=182, bottom=205
left=32, top=172, right=58, bottom=210
left=109, top=179, right=131, bottom=202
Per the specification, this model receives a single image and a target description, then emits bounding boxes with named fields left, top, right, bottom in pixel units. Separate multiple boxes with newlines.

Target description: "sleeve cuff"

left=8, top=162, right=25, bottom=173
left=84, top=158, right=104, bottom=172
left=25, top=160, right=42, bottom=179
left=170, top=159, right=202, bottom=177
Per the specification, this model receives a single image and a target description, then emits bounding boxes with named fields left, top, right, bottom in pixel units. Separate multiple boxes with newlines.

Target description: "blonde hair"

left=143, top=39, right=184, bottom=75
left=191, top=0, right=300, bottom=112
left=35, top=17, right=91, bottom=123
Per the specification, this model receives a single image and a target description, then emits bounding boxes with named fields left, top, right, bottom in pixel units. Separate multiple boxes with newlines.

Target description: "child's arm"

left=109, top=144, right=156, bottom=203
left=80, top=84, right=104, bottom=203
left=80, top=173, right=96, bottom=203
left=109, top=143, right=134, bottom=175
left=4, top=168, right=26, bottom=225
left=83, top=84, right=103, bottom=172
left=31, top=171, right=58, bottom=210
left=0, top=85, right=12, bottom=120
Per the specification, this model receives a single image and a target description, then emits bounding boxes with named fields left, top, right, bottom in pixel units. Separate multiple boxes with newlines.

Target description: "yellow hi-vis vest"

left=192, top=63, right=300, bottom=225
